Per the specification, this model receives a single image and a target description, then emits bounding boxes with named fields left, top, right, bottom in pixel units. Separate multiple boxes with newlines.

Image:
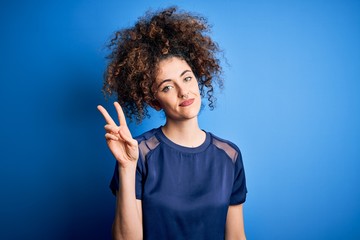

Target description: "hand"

left=97, top=102, right=139, bottom=168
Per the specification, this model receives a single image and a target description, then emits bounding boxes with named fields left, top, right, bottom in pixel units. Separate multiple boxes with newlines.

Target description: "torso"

left=111, top=127, right=247, bottom=240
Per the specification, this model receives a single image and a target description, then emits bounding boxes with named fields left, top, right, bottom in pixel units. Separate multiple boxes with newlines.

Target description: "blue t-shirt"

left=110, top=127, right=247, bottom=240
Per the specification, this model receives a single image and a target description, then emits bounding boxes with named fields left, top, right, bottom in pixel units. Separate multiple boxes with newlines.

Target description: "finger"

left=104, top=124, right=120, bottom=134
left=97, top=105, right=117, bottom=125
left=119, top=127, right=137, bottom=147
left=105, top=133, right=119, bottom=141
left=114, top=102, right=127, bottom=126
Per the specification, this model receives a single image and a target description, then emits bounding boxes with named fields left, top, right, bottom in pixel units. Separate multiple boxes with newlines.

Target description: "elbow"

left=225, top=232, right=246, bottom=240
left=227, top=236, right=246, bottom=240
left=112, top=223, right=143, bottom=240
left=112, top=234, right=143, bottom=240
left=239, top=233, right=247, bottom=240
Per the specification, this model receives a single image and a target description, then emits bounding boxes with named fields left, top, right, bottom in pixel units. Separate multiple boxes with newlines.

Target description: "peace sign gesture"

left=97, top=102, right=139, bottom=168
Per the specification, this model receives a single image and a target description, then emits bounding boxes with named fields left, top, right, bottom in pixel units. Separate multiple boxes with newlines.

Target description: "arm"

left=225, top=204, right=246, bottom=240
left=113, top=170, right=143, bottom=239
left=112, top=165, right=143, bottom=240
left=98, top=102, right=143, bottom=240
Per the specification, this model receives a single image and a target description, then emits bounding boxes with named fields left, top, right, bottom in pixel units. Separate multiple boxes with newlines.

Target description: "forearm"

left=225, top=204, right=246, bottom=240
left=113, top=163, right=143, bottom=240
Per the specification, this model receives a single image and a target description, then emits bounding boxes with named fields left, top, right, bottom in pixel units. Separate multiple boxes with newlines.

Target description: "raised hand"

left=97, top=102, right=139, bottom=168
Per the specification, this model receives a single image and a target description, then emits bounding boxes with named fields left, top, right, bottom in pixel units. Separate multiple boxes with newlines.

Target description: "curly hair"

left=103, top=6, right=223, bottom=122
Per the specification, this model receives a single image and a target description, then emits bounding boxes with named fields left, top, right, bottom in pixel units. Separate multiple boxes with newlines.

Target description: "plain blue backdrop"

left=1, top=0, right=359, bottom=239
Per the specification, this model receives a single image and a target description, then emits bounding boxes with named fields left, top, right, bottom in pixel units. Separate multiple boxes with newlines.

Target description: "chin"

left=182, top=107, right=201, bottom=120
left=167, top=109, right=200, bottom=121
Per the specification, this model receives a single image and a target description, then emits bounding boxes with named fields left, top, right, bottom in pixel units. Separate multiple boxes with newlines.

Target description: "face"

left=153, top=57, right=201, bottom=122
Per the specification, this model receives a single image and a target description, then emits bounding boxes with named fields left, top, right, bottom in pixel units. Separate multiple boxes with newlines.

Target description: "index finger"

left=114, top=102, right=127, bottom=126
left=97, top=105, right=117, bottom=125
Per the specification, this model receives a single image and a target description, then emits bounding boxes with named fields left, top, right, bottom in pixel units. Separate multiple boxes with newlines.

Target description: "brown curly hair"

left=103, top=6, right=223, bottom=122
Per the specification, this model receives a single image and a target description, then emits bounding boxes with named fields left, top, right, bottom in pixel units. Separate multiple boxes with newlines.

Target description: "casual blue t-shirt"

left=110, top=127, right=247, bottom=240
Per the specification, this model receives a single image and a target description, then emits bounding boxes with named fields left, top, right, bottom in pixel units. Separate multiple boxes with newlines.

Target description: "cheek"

left=190, top=82, right=200, bottom=94
left=190, top=84, right=200, bottom=96
left=156, top=96, right=175, bottom=108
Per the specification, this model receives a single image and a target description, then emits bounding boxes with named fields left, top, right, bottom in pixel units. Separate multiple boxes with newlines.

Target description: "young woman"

left=98, top=7, right=247, bottom=240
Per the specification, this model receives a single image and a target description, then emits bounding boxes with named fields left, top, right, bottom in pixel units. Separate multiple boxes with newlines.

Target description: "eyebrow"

left=157, top=70, right=192, bottom=88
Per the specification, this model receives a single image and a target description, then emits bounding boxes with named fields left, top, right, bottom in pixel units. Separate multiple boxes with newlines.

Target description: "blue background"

left=1, top=0, right=359, bottom=239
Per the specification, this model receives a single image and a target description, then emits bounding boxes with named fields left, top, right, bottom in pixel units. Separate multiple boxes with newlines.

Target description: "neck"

left=162, top=118, right=205, bottom=148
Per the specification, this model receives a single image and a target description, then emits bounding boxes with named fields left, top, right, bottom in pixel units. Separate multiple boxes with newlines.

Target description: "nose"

left=178, top=84, right=189, bottom=99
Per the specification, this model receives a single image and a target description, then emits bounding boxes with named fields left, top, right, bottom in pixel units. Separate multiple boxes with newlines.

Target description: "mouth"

left=179, top=98, right=195, bottom=107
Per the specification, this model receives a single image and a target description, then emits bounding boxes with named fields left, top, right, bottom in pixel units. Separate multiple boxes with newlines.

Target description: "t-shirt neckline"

left=156, top=126, right=211, bottom=153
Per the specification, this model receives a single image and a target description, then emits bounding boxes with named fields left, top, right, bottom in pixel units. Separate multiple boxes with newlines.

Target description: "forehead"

left=156, top=57, right=192, bottom=82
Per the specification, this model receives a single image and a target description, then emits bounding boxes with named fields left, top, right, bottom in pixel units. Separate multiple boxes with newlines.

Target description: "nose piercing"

left=181, top=92, right=189, bottom=99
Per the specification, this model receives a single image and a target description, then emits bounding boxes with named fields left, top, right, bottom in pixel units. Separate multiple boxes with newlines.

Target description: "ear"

left=149, top=100, right=162, bottom=111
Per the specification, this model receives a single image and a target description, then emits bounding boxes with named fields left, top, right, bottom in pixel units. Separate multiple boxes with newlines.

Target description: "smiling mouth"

left=179, top=98, right=195, bottom=107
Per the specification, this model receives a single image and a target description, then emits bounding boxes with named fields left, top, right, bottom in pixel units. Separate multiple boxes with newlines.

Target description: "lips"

left=179, top=98, right=195, bottom=107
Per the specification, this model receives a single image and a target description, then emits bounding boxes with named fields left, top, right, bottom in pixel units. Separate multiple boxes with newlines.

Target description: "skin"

left=97, top=102, right=142, bottom=240
left=152, top=57, right=206, bottom=147
left=98, top=57, right=246, bottom=240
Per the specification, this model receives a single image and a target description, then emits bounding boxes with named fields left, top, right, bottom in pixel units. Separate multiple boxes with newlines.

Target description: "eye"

left=161, top=85, right=174, bottom=93
left=184, top=76, right=192, bottom=82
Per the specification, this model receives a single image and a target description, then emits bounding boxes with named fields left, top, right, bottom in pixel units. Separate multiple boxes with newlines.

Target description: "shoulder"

left=134, top=127, right=160, bottom=142
left=208, top=132, right=242, bottom=163
left=135, top=127, right=162, bottom=160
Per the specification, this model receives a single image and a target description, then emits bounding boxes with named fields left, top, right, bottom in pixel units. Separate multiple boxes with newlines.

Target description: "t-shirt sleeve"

left=109, top=162, right=119, bottom=196
left=135, top=157, right=144, bottom=199
left=229, top=150, right=247, bottom=205
left=109, top=156, right=144, bottom=200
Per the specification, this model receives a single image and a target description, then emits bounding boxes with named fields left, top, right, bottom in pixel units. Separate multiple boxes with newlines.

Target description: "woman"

left=98, top=7, right=247, bottom=240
